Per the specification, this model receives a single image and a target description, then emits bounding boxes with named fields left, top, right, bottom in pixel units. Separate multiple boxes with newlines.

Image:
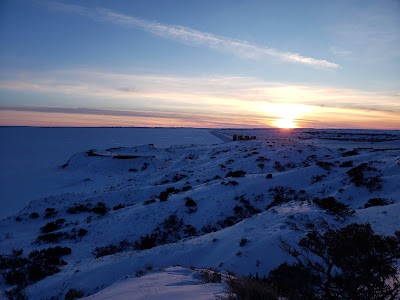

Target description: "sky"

left=0, top=0, right=399, bottom=129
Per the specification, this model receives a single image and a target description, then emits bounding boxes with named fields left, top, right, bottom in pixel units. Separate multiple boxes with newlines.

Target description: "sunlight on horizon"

left=263, top=103, right=311, bottom=129
left=274, top=118, right=297, bottom=128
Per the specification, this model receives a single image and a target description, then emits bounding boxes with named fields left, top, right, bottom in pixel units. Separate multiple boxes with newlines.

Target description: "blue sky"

left=0, top=0, right=399, bottom=128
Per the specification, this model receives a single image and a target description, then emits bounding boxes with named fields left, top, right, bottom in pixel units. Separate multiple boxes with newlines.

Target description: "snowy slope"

left=85, top=267, right=227, bottom=300
left=0, top=128, right=399, bottom=299
left=0, top=127, right=222, bottom=219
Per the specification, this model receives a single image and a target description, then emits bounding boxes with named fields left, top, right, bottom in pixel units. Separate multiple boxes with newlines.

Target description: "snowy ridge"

left=0, top=129, right=399, bottom=299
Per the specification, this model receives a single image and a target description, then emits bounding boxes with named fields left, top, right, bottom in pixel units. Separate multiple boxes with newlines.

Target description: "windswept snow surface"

left=0, top=128, right=399, bottom=299
left=85, top=267, right=227, bottom=300
left=0, top=127, right=222, bottom=219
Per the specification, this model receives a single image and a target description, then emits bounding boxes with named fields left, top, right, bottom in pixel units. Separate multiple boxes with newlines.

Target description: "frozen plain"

left=0, top=127, right=399, bottom=299
left=0, top=127, right=222, bottom=219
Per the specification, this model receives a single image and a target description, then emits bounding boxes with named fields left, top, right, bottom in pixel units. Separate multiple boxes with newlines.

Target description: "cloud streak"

left=1, top=69, right=398, bottom=114
left=48, top=2, right=339, bottom=69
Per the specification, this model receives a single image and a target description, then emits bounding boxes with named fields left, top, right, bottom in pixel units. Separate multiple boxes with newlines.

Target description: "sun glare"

left=275, top=118, right=296, bottom=129
left=267, top=103, right=311, bottom=129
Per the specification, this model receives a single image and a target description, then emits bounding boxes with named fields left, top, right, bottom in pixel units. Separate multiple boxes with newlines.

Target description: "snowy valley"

left=0, top=128, right=399, bottom=299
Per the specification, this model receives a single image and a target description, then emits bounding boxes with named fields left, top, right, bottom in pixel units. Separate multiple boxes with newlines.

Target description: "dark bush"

left=134, top=214, right=186, bottom=250
left=93, top=240, right=130, bottom=258
left=77, top=228, right=88, bottom=237
left=256, top=156, right=270, bottom=162
left=273, top=223, right=400, bottom=300
left=347, top=163, right=383, bottom=191
left=311, top=174, right=326, bottom=184
left=183, top=224, right=198, bottom=237
left=313, top=197, right=354, bottom=218
left=36, top=232, right=69, bottom=244
left=267, top=262, right=317, bottom=299
left=267, top=186, right=296, bottom=209
left=158, top=187, right=179, bottom=202
left=182, top=185, right=192, bottom=192
left=226, top=276, right=279, bottom=300
left=134, top=234, right=158, bottom=250
left=66, top=204, right=91, bottom=214
left=185, top=197, right=197, bottom=213
left=226, top=170, right=246, bottom=178
left=29, top=212, right=39, bottom=219
left=341, top=149, right=359, bottom=157
left=44, top=208, right=57, bottom=219
left=221, top=180, right=239, bottom=186
left=2, top=286, right=27, bottom=300
left=172, top=173, right=188, bottom=182
left=201, top=225, right=217, bottom=233
left=266, top=174, right=273, bottom=179
left=200, top=268, right=221, bottom=283
left=92, top=202, right=109, bottom=216
left=143, top=199, right=157, bottom=205
left=40, top=219, right=66, bottom=233
left=65, top=288, right=85, bottom=300
left=234, top=205, right=244, bottom=216
left=113, top=204, right=125, bottom=210
left=26, top=247, right=71, bottom=283
left=273, top=161, right=285, bottom=172
left=185, top=197, right=197, bottom=207
left=340, top=160, right=354, bottom=167
left=239, top=238, right=249, bottom=247
left=1, top=246, right=72, bottom=288
left=316, top=161, right=334, bottom=171
left=364, top=197, right=392, bottom=208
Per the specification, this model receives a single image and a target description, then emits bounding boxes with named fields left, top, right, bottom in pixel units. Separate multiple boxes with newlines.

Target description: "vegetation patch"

left=29, top=212, right=39, bottom=219
left=0, top=246, right=71, bottom=288
left=158, top=187, right=180, bottom=201
left=364, top=197, right=392, bottom=208
left=341, top=149, right=359, bottom=157
left=267, top=186, right=310, bottom=209
left=273, top=161, right=285, bottom=172
left=66, top=202, right=109, bottom=216
left=272, top=223, right=400, bottom=300
left=134, top=214, right=198, bottom=251
left=113, top=155, right=140, bottom=159
left=316, top=161, right=334, bottom=171
left=313, top=197, right=354, bottom=218
left=65, top=288, right=85, bottom=300
left=40, top=219, right=66, bottom=233
left=93, top=240, right=130, bottom=258
left=225, top=170, right=246, bottom=177
left=113, top=204, right=125, bottom=210
left=143, top=199, right=157, bottom=205
left=340, top=160, right=354, bottom=168
left=347, top=162, right=383, bottom=191
left=184, top=197, right=197, bottom=213
left=44, top=207, right=58, bottom=219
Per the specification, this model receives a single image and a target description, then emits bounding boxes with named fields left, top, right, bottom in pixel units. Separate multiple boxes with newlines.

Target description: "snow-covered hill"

left=0, top=128, right=399, bottom=299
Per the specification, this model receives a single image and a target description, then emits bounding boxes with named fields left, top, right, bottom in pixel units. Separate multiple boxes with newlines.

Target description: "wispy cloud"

left=331, top=3, right=400, bottom=62
left=0, top=69, right=399, bottom=118
left=330, top=47, right=352, bottom=57
left=47, top=2, right=339, bottom=69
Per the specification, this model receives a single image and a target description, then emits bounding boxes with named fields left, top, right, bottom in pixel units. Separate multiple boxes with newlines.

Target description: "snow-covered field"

left=0, top=127, right=399, bottom=299
left=0, top=127, right=222, bottom=219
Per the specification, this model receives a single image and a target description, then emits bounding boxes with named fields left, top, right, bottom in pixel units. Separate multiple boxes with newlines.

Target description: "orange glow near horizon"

left=0, top=106, right=399, bottom=130
left=274, top=118, right=297, bottom=128
left=267, top=103, right=310, bottom=129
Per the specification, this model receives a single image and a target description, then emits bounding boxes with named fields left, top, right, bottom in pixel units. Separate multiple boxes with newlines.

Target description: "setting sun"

left=275, top=118, right=296, bottom=128
left=267, top=103, right=311, bottom=129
